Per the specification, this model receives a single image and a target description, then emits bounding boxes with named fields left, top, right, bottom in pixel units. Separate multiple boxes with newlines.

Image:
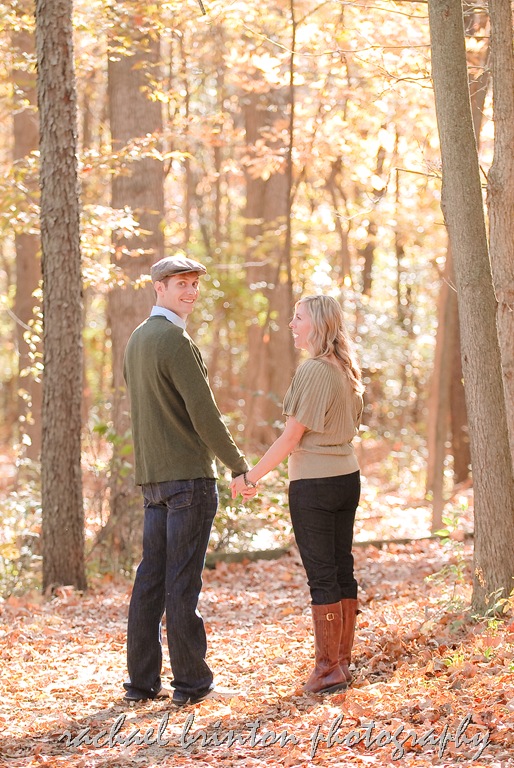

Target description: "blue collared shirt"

left=150, top=305, right=186, bottom=330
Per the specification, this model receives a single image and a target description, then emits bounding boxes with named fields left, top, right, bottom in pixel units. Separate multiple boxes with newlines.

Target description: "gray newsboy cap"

left=151, top=255, right=207, bottom=283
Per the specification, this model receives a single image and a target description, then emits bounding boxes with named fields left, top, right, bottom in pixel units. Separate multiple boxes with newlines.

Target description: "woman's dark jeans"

left=289, top=471, right=360, bottom=605
left=124, top=478, right=217, bottom=699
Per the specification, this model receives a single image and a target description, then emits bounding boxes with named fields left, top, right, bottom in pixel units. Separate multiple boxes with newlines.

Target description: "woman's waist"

left=288, top=449, right=359, bottom=481
left=293, top=441, right=356, bottom=456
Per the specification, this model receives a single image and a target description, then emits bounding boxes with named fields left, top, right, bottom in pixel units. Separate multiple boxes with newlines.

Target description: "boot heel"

left=339, top=598, right=359, bottom=683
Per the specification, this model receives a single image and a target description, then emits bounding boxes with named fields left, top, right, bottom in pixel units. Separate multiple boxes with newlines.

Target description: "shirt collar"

left=150, top=305, right=186, bottom=330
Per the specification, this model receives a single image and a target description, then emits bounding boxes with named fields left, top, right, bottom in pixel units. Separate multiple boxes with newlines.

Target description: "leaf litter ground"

left=1, top=495, right=514, bottom=768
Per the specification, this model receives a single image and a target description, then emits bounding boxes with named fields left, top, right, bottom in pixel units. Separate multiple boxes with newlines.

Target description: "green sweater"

left=123, top=315, right=248, bottom=484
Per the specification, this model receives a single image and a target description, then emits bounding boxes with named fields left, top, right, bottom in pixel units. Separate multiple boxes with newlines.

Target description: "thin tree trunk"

left=449, top=260, right=470, bottom=483
left=283, top=0, right=296, bottom=322
left=426, top=241, right=454, bottom=530
left=36, top=0, right=86, bottom=591
left=213, top=24, right=226, bottom=248
left=326, top=158, right=352, bottom=282
left=428, top=0, right=514, bottom=613
left=178, top=33, right=192, bottom=247
left=428, top=33, right=488, bottom=498
left=361, top=144, right=388, bottom=297
left=487, top=0, right=514, bottom=467
left=361, top=220, right=377, bottom=297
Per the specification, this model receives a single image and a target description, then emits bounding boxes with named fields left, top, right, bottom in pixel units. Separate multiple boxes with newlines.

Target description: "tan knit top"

left=282, top=358, right=363, bottom=481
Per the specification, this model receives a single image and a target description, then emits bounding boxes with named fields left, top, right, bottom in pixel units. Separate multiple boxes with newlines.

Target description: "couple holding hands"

left=122, top=255, right=364, bottom=707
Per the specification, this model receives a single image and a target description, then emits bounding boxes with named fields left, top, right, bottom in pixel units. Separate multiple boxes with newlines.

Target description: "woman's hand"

left=231, top=473, right=250, bottom=499
left=241, top=486, right=258, bottom=501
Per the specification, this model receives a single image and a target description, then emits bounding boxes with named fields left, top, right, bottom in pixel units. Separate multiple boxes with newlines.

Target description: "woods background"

left=1, top=0, right=513, bottom=612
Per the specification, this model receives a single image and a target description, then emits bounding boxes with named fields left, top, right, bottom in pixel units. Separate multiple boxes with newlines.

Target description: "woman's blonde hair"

left=297, top=295, right=364, bottom=395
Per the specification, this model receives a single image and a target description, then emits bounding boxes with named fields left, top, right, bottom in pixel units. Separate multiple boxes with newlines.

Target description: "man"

left=122, top=254, right=255, bottom=706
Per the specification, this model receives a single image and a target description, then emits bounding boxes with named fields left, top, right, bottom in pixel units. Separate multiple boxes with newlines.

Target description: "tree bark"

left=106, top=21, right=164, bottom=567
left=426, top=241, right=454, bottom=531
left=326, top=158, right=352, bottom=281
left=361, top=221, right=376, bottom=297
left=450, top=22, right=488, bottom=484
left=36, top=0, right=86, bottom=591
left=427, top=29, right=488, bottom=499
left=487, top=0, right=514, bottom=467
left=428, top=0, right=514, bottom=613
left=449, top=267, right=470, bottom=483
left=243, top=88, right=296, bottom=449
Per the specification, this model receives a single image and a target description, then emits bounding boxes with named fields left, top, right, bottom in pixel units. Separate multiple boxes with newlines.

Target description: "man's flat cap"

left=151, top=255, right=207, bottom=283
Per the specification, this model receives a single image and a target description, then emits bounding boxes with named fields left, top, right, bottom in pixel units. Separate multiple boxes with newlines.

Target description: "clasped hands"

left=231, top=473, right=258, bottom=500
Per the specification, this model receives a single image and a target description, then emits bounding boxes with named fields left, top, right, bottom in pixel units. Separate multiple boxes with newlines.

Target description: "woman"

left=231, top=295, right=364, bottom=694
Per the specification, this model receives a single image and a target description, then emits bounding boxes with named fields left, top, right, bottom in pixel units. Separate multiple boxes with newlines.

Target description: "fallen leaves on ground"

left=1, top=534, right=513, bottom=768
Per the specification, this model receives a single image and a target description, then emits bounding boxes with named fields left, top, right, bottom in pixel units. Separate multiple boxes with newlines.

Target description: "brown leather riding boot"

left=339, top=598, right=359, bottom=683
left=304, top=602, right=347, bottom=694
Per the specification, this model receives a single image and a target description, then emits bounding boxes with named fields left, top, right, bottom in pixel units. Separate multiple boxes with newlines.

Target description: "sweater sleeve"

left=283, top=359, right=333, bottom=433
left=165, top=335, right=249, bottom=476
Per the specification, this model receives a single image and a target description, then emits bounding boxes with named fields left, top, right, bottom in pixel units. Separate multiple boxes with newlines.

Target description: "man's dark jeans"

left=289, top=471, right=360, bottom=605
left=124, top=478, right=217, bottom=700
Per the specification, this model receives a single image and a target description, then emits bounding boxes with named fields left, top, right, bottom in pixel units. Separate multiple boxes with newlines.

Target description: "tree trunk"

left=325, top=158, right=352, bottom=281
left=178, top=33, right=192, bottom=247
left=449, top=264, right=471, bottom=483
left=427, top=31, right=488, bottom=499
left=361, top=220, right=376, bottom=297
left=106, top=23, right=164, bottom=568
left=428, top=0, right=514, bottom=613
left=243, top=88, right=296, bottom=449
left=12, top=19, right=42, bottom=460
left=36, top=0, right=86, bottom=591
left=426, top=241, right=454, bottom=530
left=487, top=0, right=514, bottom=467
left=450, top=7, right=488, bottom=483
